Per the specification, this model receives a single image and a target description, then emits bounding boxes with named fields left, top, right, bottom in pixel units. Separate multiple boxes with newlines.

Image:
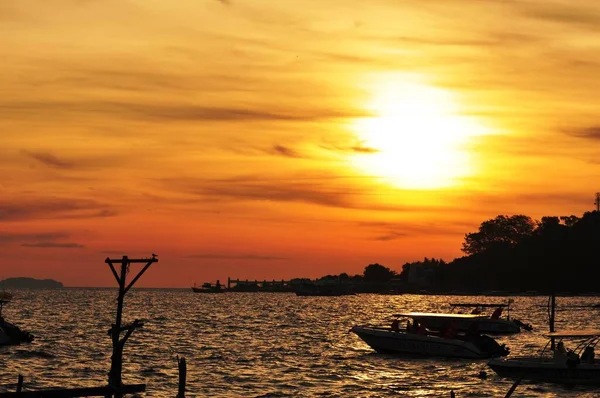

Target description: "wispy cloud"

left=0, top=231, right=84, bottom=249
left=165, top=175, right=356, bottom=208
left=162, top=174, right=455, bottom=213
left=350, top=146, right=379, bottom=154
left=22, top=150, right=75, bottom=169
left=358, top=219, right=475, bottom=241
left=271, top=145, right=303, bottom=158
left=320, top=143, right=380, bottom=154
left=22, top=242, right=85, bottom=248
left=519, top=3, right=600, bottom=29
left=565, top=126, right=600, bottom=140
left=373, top=232, right=408, bottom=241
left=185, top=253, right=287, bottom=260
left=0, top=197, right=117, bottom=221
left=0, top=232, right=69, bottom=244
left=0, top=101, right=364, bottom=123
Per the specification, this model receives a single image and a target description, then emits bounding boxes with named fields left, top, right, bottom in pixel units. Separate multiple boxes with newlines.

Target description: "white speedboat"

left=351, top=324, right=509, bottom=359
left=398, top=302, right=532, bottom=335
left=488, top=330, right=600, bottom=385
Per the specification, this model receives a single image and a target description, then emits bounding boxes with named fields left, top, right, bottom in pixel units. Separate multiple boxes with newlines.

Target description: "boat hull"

left=0, top=327, right=9, bottom=345
left=0, top=320, right=34, bottom=346
left=489, top=357, right=600, bottom=385
left=411, top=315, right=521, bottom=334
left=351, top=326, right=506, bottom=359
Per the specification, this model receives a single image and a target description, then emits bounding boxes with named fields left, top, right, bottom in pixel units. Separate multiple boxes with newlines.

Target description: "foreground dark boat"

left=351, top=321, right=509, bottom=359
left=489, top=330, right=600, bottom=385
left=0, top=296, right=34, bottom=346
left=398, top=310, right=530, bottom=336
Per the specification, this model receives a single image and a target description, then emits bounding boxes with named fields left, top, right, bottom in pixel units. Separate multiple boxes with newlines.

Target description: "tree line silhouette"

left=316, top=211, right=600, bottom=294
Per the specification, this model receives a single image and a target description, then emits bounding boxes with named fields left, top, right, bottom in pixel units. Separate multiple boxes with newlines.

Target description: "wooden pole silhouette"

left=177, top=356, right=187, bottom=398
left=504, top=376, right=522, bottom=397
left=0, top=256, right=153, bottom=398
left=16, top=375, right=23, bottom=393
left=549, top=292, right=556, bottom=351
left=105, top=255, right=158, bottom=398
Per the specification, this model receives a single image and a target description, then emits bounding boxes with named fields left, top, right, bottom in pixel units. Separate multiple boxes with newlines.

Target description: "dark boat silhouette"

left=0, top=294, right=34, bottom=346
left=351, top=313, right=509, bottom=359
left=489, top=294, right=600, bottom=385
left=191, top=281, right=225, bottom=293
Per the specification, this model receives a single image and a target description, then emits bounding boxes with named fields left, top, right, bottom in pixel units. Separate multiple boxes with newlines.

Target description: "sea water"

left=1, top=290, right=599, bottom=397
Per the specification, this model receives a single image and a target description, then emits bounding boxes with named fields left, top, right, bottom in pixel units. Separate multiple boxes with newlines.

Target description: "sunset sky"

left=2, top=0, right=600, bottom=287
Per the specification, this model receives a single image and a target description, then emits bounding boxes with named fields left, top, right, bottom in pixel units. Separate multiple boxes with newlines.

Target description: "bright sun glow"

left=351, top=75, right=488, bottom=189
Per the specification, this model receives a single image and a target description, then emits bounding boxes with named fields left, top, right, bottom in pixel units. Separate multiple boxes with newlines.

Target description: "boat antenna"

left=548, top=292, right=556, bottom=351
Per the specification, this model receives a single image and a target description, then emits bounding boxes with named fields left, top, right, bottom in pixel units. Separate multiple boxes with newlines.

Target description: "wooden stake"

left=177, top=356, right=187, bottom=398
left=16, top=375, right=23, bottom=393
left=504, top=376, right=522, bottom=397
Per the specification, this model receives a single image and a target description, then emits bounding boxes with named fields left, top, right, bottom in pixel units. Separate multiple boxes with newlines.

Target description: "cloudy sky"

left=2, top=0, right=599, bottom=287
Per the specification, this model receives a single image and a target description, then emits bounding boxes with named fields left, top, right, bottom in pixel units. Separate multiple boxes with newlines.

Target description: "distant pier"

left=227, top=278, right=294, bottom=292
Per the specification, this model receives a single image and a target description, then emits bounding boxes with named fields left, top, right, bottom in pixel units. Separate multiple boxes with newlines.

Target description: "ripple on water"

left=1, top=291, right=600, bottom=397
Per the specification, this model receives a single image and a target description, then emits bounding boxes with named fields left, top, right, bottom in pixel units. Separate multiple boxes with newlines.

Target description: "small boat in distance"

left=397, top=301, right=532, bottom=335
left=488, top=330, right=600, bottom=385
left=191, top=280, right=225, bottom=293
left=351, top=315, right=509, bottom=359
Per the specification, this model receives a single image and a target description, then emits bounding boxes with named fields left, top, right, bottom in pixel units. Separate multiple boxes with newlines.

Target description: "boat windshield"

left=546, top=330, right=600, bottom=338
left=396, top=312, right=487, bottom=319
left=539, top=332, right=600, bottom=358
left=450, top=303, right=510, bottom=308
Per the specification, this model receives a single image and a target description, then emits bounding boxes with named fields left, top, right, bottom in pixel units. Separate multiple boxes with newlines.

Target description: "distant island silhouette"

left=308, top=210, right=600, bottom=295
left=0, top=277, right=63, bottom=289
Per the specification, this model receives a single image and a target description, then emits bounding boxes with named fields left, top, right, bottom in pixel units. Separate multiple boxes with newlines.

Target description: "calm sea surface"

left=1, top=290, right=600, bottom=397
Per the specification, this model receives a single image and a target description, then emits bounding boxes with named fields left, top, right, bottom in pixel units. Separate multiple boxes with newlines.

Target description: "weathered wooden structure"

left=105, top=255, right=157, bottom=396
left=176, top=356, right=186, bottom=398
left=0, top=254, right=159, bottom=397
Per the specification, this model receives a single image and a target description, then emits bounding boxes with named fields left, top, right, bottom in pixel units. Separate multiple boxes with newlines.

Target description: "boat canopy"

left=396, top=312, right=488, bottom=319
left=545, top=330, right=600, bottom=338
left=450, top=303, right=509, bottom=308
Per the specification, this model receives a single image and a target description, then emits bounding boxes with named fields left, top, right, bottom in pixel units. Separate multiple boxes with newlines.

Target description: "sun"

left=350, top=75, right=488, bottom=189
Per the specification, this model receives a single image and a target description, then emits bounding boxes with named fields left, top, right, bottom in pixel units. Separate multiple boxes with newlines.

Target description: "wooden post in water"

left=504, top=376, right=522, bottom=397
left=16, top=375, right=23, bottom=393
left=176, top=356, right=186, bottom=398
left=105, top=254, right=158, bottom=398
